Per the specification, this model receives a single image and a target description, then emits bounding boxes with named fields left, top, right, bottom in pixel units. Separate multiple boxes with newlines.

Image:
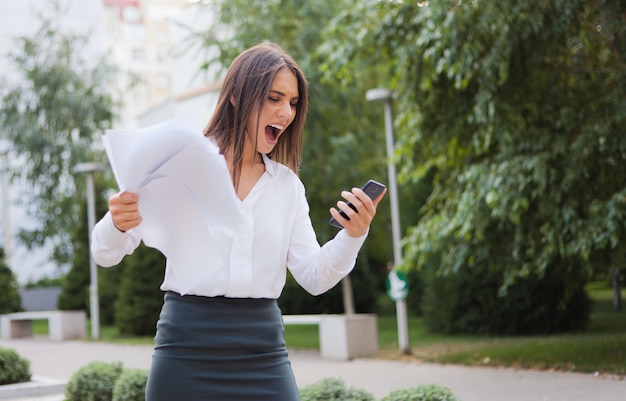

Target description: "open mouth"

left=265, top=124, right=283, bottom=145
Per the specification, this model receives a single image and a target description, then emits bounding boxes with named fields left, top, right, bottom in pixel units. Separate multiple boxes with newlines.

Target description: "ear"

left=230, top=95, right=236, bottom=106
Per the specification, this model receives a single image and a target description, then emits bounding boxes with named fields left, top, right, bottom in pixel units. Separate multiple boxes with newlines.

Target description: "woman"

left=91, top=42, right=386, bottom=401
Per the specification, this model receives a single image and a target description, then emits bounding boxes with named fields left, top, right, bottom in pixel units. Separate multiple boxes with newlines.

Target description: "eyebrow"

left=270, top=89, right=299, bottom=102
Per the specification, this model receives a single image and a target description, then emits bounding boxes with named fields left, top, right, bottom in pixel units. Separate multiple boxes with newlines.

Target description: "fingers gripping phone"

left=329, top=179, right=386, bottom=229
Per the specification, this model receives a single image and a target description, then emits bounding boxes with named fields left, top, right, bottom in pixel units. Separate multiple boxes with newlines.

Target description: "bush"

left=64, top=361, right=123, bottom=401
left=112, top=369, right=149, bottom=401
left=422, top=257, right=591, bottom=335
left=298, top=377, right=375, bottom=401
left=0, top=347, right=31, bottom=385
left=0, top=249, right=21, bottom=314
left=380, top=384, right=459, bottom=401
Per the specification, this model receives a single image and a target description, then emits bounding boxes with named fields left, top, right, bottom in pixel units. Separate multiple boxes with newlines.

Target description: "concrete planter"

left=0, top=376, right=65, bottom=400
left=284, top=313, right=380, bottom=360
left=318, top=314, right=379, bottom=360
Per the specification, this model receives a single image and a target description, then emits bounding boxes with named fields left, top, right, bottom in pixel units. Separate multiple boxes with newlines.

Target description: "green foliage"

left=380, top=384, right=459, bottom=401
left=57, top=196, right=91, bottom=314
left=298, top=378, right=374, bottom=401
left=56, top=251, right=88, bottom=313
left=23, top=276, right=62, bottom=289
left=321, top=0, right=626, bottom=327
left=0, top=2, right=117, bottom=268
left=422, top=258, right=591, bottom=335
left=112, top=369, right=148, bottom=401
left=114, top=245, right=165, bottom=336
left=0, top=347, right=31, bottom=385
left=99, top=262, right=124, bottom=326
left=64, top=361, right=123, bottom=401
left=0, top=249, right=21, bottom=314
left=403, top=268, right=424, bottom=316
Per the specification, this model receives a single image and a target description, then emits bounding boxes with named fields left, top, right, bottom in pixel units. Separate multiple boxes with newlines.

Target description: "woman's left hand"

left=329, top=187, right=387, bottom=238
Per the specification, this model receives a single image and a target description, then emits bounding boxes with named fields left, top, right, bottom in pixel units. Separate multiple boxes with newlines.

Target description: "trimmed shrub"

left=112, top=369, right=149, bottom=401
left=64, top=361, right=123, bottom=401
left=0, top=347, right=31, bottom=385
left=380, top=384, right=459, bottom=401
left=298, top=377, right=375, bottom=401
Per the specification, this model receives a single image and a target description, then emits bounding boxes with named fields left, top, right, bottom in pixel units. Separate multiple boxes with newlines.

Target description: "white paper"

left=102, top=111, right=243, bottom=294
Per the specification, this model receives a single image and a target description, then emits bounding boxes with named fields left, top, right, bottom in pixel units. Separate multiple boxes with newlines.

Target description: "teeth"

left=269, top=124, right=284, bottom=130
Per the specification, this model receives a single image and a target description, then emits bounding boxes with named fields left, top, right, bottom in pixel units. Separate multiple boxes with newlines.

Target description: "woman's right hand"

left=109, top=191, right=142, bottom=232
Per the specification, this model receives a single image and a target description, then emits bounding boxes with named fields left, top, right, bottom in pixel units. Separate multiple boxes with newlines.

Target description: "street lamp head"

left=366, top=88, right=394, bottom=102
left=73, top=162, right=104, bottom=174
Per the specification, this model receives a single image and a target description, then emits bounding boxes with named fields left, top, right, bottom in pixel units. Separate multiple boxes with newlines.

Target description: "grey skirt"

left=145, top=292, right=299, bottom=401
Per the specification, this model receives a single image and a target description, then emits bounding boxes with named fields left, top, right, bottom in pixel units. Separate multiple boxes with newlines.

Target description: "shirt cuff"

left=96, top=211, right=137, bottom=247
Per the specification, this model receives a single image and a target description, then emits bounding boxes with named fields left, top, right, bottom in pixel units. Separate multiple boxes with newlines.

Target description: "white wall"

left=0, top=0, right=105, bottom=75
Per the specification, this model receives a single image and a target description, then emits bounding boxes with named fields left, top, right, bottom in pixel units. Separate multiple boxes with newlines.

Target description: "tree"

left=321, top=0, right=626, bottom=325
left=0, top=4, right=117, bottom=270
left=114, top=245, right=165, bottom=336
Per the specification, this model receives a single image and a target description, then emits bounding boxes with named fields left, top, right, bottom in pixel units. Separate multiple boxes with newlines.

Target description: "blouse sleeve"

left=91, top=211, right=142, bottom=267
left=286, top=182, right=368, bottom=296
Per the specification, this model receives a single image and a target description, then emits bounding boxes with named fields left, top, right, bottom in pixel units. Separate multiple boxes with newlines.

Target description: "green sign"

left=386, top=270, right=408, bottom=301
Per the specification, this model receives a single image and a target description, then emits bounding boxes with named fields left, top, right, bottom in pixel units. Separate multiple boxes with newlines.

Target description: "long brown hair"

left=203, top=42, right=309, bottom=188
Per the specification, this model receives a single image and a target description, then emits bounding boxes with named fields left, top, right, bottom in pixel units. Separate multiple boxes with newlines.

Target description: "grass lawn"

left=284, top=282, right=626, bottom=376
left=33, top=282, right=625, bottom=375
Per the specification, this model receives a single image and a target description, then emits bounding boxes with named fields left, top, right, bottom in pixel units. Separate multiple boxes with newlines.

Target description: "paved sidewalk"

left=1, top=338, right=624, bottom=400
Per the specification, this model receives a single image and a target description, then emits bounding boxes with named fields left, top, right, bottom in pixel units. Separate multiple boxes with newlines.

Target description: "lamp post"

left=74, top=162, right=103, bottom=340
left=0, top=139, right=13, bottom=271
left=366, top=88, right=411, bottom=355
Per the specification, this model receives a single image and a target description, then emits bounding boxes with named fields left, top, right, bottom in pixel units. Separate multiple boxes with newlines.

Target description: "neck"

left=242, top=139, right=263, bottom=166
left=224, top=148, right=263, bottom=171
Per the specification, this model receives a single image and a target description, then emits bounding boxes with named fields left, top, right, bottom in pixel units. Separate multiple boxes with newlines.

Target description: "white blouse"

left=91, top=154, right=368, bottom=299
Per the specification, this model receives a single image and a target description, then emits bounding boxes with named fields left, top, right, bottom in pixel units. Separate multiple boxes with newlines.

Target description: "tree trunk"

left=341, top=276, right=355, bottom=315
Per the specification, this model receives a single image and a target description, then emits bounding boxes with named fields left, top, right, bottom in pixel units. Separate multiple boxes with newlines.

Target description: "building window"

left=156, top=50, right=167, bottom=62
left=131, top=48, right=145, bottom=61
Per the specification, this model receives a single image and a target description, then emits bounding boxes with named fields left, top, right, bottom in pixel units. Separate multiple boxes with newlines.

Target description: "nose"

left=278, top=101, right=294, bottom=120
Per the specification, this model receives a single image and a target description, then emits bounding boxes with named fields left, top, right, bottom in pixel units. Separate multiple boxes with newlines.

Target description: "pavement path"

left=1, top=338, right=624, bottom=401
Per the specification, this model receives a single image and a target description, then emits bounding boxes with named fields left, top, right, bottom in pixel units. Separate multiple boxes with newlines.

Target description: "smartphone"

left=329, top=179, right=386, bottom=229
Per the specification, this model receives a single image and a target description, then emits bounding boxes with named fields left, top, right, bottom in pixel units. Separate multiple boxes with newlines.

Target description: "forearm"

left=290, top=228, right=368, bottom=296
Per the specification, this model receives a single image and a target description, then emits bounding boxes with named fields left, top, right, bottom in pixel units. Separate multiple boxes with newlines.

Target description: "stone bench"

left=282, top=314, right=378, bottom=360
left=0, top=310, right=87, bottom=341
